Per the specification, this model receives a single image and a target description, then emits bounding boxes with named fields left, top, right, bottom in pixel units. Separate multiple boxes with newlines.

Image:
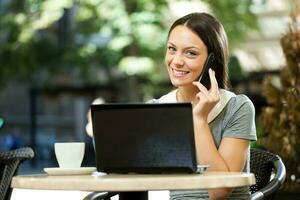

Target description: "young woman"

left=150, top=12, right=257, bottom=199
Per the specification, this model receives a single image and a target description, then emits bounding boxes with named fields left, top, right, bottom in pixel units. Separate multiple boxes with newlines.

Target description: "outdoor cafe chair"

left=250, top=148, right=286, bottom=200
left=0, top=147, right=34, bottom=200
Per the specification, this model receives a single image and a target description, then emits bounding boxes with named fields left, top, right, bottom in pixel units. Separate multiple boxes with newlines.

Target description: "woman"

left=150, top=12, right=257, bottom=199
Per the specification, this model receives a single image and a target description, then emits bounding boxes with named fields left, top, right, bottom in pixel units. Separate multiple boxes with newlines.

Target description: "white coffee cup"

left=54, top=142, right=85, bottom=168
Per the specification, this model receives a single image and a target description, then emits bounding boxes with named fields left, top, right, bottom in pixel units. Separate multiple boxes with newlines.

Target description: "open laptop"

left=91, top=103, right=207, bottom=174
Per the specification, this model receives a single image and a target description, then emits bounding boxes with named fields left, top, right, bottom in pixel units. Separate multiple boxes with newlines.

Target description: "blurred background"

left=0, top=0, right=299, bottom=197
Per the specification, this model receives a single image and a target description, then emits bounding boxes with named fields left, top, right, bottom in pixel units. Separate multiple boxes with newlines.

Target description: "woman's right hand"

left=192, top=69, right=220, bottom=122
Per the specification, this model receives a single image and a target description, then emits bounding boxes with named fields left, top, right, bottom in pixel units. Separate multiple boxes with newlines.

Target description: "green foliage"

left=203, top=0, right=258, bottom=48
left=0, top=0, right=258, bottom=88
left=228, top=55, right=243, bottom=81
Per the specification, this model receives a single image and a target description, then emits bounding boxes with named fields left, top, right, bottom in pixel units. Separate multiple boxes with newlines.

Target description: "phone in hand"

left=198, top=53, right=215, bottom=89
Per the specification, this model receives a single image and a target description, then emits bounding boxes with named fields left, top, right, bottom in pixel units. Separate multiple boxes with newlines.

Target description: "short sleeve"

left=223, top=95, right=257, bottom=141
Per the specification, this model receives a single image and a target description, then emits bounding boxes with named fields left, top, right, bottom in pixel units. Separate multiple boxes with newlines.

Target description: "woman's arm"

left=194, top=119, right=249, bottom=199
left=192, top=69, right=251, bottom=199
left=193, top=119, right=249, bottom=172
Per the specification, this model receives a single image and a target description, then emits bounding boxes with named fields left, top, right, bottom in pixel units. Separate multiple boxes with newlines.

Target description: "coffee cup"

left=54, top=142, right=85, bottom=168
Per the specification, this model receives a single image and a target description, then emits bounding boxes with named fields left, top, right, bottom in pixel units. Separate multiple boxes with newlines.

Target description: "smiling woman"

left=149, top=12, right=257, bottom=200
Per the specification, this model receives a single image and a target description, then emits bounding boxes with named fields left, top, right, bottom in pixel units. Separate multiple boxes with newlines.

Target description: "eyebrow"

left=167, top=42, right=201, bottom=51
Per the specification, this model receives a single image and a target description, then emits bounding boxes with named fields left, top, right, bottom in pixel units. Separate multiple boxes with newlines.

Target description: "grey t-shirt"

left=170, top=94, right=257, bottom=200
left=150, top=92, right=257, bottom=199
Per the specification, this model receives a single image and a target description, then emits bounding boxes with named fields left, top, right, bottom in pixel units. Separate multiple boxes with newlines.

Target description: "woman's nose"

left=172, top=54, right=184, bottom=66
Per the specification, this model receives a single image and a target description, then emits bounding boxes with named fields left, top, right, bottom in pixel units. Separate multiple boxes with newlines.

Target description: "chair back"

left=0, top=147, right=34, bottom=200
left=250, top=148, right=286, bottom=200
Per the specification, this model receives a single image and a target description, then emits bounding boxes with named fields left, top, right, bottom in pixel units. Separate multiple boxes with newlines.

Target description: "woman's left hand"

left=192, top=68, right=220, bottom=121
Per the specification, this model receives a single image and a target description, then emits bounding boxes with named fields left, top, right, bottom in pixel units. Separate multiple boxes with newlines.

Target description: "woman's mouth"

left=171, top=68, right=190, bottom=77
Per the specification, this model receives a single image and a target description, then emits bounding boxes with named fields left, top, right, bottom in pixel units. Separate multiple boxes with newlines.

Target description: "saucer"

left=44, top=167, right=96, bottom=175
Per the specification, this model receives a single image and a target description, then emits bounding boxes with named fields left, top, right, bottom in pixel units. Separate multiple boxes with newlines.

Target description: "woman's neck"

left=176, top=85, right=198, bottom=102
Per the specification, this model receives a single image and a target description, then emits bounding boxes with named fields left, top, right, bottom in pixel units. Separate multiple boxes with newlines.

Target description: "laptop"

left=91, top=103, right=206, bottom=174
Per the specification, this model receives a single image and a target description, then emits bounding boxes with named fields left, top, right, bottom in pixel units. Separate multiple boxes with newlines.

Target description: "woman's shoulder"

left=230, top=94, right=255, bottom=107
left=226, top=94, right=255, bottom=116
left=220, top=93, right=257, bottom=141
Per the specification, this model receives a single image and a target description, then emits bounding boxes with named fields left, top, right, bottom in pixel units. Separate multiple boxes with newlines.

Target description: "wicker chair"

left=250, top=148, right=286, bottom=200
left=0, top=147, right=34, bottom=200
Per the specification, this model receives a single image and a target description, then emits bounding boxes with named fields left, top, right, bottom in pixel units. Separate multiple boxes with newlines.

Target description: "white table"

left=11, top=172, right=256, bottom=199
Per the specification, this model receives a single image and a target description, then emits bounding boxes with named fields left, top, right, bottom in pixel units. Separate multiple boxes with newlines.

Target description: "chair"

left=0, top=147, right=34, bottom=200
left=250, top=148, right=286, bottom=200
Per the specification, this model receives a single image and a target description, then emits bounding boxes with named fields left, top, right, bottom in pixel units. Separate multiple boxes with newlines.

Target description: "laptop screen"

left=91, top=103, right=197, bottom=174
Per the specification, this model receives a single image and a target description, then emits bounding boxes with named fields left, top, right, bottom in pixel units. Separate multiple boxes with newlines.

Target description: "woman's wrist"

left=193, top=114, right=208, bottom=126
left=192, top=105, right=211, bottom=123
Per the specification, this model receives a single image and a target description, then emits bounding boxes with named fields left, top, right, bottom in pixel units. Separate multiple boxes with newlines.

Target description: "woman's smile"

left=171, top=68, right=190, bottom=77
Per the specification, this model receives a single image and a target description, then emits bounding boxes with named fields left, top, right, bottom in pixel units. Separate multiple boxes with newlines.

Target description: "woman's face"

left=165, top=25, right=208, bottom=87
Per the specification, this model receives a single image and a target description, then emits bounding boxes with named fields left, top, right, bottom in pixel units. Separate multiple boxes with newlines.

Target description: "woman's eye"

left=186, top=51, right=197, bottom=57
left=168, top=46, right=176, bottom=52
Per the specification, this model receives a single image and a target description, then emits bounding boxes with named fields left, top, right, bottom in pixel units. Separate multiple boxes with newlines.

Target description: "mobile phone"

left=198, top=53, right=215, bottom=89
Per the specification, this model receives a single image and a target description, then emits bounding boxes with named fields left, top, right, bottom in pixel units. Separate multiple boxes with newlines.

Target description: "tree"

left=0, top=0, right=168, bottom=87
left=0, top=0, right=258, bottom=90
left=259, top=1, right=300, bottom=192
